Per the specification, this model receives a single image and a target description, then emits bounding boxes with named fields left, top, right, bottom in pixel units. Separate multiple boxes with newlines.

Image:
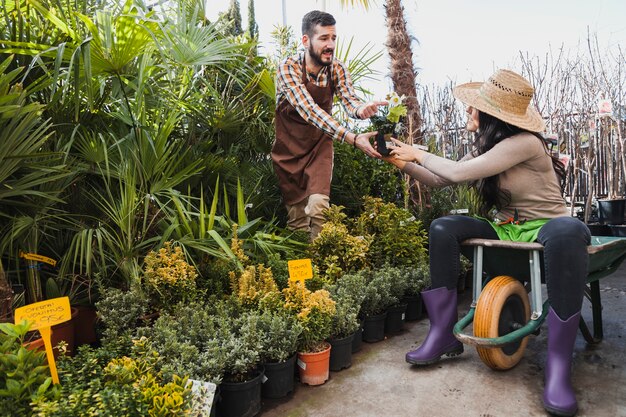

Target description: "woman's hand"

left=388, top=138, right=425, bottom=164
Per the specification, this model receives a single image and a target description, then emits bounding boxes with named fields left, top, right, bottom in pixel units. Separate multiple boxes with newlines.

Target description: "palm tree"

left=384, top=0, right=421, bottom=143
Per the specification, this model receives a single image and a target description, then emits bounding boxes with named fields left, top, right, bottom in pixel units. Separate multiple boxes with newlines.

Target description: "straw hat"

left=453, top=69, right=545, bottom=132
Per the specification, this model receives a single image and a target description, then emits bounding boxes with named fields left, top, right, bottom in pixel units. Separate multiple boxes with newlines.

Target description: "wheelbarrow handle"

left=453, top=301, right=550, bottom=348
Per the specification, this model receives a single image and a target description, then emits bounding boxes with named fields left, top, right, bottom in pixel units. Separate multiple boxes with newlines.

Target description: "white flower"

left=386, top=91, right=405, bottom=108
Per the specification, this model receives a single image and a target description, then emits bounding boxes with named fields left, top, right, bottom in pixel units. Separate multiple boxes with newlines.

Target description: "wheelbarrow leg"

left=579, top=280, right=603, bottom=344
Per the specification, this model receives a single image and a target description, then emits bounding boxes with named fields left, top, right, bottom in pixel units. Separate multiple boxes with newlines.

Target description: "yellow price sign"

left=15, top=297, right=71, bottom=384
left=19, top=251, right=57, bottom=267
left=288, top=258, right=313, bottom=283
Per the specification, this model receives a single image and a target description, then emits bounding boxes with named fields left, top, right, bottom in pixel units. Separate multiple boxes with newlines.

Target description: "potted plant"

left=217, top=310, right=265, bottom=417
left=353, top=197, right=428, bottom=269
left=381, top=266, right=411, bottom=335
left=142, top=241, right=198, bottom=314
left=282, top=281, right=336, bottom=386
left=403, top=263, right=431, bottom=321
left=369, top=91, right=408, bottom=156
left=324, top=272, right=366, bottom=371
left=359, top=269, right=394, bottom=343
left=309, top=205, right=371, bottom=284
left=257, top=310, right=303, bottom=399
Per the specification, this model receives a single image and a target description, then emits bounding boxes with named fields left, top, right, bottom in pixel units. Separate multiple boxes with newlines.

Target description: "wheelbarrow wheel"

left=474, top=275, right=530, bottom=370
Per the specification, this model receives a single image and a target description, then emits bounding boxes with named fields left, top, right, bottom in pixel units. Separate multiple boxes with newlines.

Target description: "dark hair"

left=471, top=111, right=566, bottom=217
left=302, top=10, right=336, bottom=37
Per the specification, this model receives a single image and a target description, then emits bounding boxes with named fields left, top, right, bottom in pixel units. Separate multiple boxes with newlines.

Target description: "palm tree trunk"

left=385, top=0, right=421, bottom=143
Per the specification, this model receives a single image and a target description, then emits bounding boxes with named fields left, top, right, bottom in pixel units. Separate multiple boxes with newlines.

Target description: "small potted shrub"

left=325, top=272, right=367, bottom=369
left=257, top=310, right=303, bottom=399
left=282, top=281, right=336, bottom=386
left=381, top=266, right=411, bottom=334
left=309, top=205, right=371, bottom=284
left=142, top=241, right=198, bottom=314
left=403, top=263, right=431, bottom=321
left=359, top=269, right=394, bottom=343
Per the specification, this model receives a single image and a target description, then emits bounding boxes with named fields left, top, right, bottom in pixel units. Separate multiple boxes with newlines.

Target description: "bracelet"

left=353, top=134, right=359, bottom=148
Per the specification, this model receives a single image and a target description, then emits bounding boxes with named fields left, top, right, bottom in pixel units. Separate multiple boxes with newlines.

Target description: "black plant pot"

left=217, top=370, right=264, bottom=417
left=329, top=333, right=354, bottom=371
left=609, top=224, right=626, bottom=237
left=403, top=294, right=423, bottom=322
left=351, top=323, right=364, bottom=353
left=362, top=312, right=387, bottom=343
left=262, top=355, right=296, bottom=399
left=587, top=223, right=612, bottom=236
left=598, top=199, right=626, bottom=225
left=384, top=303, right=408, bottom=334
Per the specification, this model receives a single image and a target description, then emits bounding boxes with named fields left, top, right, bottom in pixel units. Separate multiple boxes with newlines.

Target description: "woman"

left=385, top=69, right=590, bottom=417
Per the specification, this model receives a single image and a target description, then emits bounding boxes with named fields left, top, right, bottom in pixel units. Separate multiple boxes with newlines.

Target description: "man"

left=271, top=10, right=385, bottom=240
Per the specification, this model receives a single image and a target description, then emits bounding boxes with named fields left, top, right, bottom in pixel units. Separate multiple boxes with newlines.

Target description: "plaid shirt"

left=276, top=51, right=364, bottom=142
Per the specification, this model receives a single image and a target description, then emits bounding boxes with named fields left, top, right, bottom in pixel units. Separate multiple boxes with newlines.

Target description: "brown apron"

left=271, top=56, right=334, bottom=205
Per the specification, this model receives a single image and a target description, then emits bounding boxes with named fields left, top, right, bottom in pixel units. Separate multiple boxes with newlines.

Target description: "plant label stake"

left=14, top=296, right=71, bottom=384
left=288, top=259, right=313, bottom=284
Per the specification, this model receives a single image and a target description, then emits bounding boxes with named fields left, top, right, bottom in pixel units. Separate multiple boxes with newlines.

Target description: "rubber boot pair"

left=405, top=287, right=463, bottom=365
left=543, top=307, right=580, bottom=416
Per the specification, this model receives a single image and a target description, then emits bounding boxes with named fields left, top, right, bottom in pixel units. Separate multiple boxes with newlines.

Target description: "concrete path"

left=260, top=267, right=626, bottom=417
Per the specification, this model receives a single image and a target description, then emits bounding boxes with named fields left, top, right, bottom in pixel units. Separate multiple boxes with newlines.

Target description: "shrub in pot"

left=31, top=339, right=193, bottom=416
left=359, top=269, right=394, bottom=342
left=282, top=281, right=336, bottom=385
left=353, top=197, right=428, bottom=269
left=142, top=241, right=198, bottom=313
left=309, top=205, right=372, bottom=284
left=257, top=310, right=303, bottom=398
left=403, top=263, right=431, bottom=321
left=325, top=273, right=367, bottom=369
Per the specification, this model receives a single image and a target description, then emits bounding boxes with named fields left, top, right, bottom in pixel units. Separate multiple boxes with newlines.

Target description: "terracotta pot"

left=24, top=333, right=47, bottom=353
left=296, top=342, right=331, bottom=386
left=51, top=307, right=78, bottom=357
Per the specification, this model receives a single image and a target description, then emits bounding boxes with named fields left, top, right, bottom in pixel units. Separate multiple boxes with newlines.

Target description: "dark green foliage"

left=331, top=142, right=405, bottom=216
left=0, top=322, right=57, bottom=416
left=354, top=197, right=428, bottom=268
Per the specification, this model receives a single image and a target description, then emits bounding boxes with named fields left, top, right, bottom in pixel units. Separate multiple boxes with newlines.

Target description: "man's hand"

left=357, top=101, right=388, bottom=119
left=354, top=131, right=382, bottom=158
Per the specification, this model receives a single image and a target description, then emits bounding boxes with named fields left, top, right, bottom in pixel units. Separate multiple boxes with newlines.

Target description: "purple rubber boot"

left=543, top=307, right=580, bottom=416
left=406, top=287, right=463, bottom=365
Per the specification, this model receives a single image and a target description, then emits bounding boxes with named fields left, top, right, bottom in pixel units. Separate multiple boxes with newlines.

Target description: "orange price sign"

left=288, top=258, right=313, bottom=284
left=15, top=297, right=71, bottom=384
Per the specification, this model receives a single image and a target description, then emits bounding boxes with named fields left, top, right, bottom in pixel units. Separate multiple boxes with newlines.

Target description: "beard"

left=308, top=45, right=333, bottom=67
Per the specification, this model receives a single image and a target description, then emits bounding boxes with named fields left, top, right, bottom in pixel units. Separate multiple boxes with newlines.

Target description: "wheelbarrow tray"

left=454, top=236, right=626, bottom=347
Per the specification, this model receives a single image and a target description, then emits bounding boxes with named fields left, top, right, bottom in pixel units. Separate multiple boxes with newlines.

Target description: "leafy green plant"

left=359, top=268, right=396, bottom=317
left=404, top=264, right=431, bottom=296
left=143, top=242, right=198, bottom=312
left=309, top=205, right=371, bottom=283
left=31, top=339, right=193, bottom=417
left=354, top=197, right=428, bottom=268
left=0, top=321, right=57, bottom=416
left=282, top=282, right=336, bottom=353
left=95, top=287, right=149, bottom=355
left=325, top=273, right=367, bottom=339
left=257, top=310, right=302, bottom=363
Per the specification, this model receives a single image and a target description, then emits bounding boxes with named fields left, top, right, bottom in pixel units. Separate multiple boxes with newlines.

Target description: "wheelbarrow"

left=453, top=236, right=626, bottom=370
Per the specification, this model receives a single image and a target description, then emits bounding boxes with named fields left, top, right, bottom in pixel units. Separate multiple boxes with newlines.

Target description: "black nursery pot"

left=362, top=312, right=387, bottom=343
left=262, top=355, right=296, bottom=399
left=403, top=294, right=423, bottom=321
left=217, top=370, right=264, bottom=417
left=351, top=323, right=364, bottom=353
left=598, top=199, right=626, bottom=225
left=384, top=303, right=408, bottom=334
left=329, top=334, right=354, bottom=371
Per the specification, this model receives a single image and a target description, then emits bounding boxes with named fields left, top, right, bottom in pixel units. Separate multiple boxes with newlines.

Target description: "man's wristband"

left=353, top=134, right=359, bottom=148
